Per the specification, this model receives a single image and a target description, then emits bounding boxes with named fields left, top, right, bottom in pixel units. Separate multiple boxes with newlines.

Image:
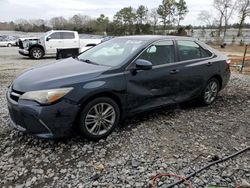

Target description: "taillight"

left=226, top=59, right=231, bottom=64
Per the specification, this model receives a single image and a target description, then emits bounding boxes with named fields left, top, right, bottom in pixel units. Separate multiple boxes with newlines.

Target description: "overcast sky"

left=0, top=0, right=244, bottom=25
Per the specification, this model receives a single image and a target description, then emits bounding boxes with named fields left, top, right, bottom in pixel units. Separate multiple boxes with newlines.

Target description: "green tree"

left=149, top=8, right=159, bottom=34
left=96, top=14, right=109, bottom=34
left=136, top=5, right=148, bottom=34
left=113, top=6, right=136, bottom=35
left=175, top=0, right=188, bottom=26
left=136, top=5, right=148, bottom=24
left=157, top=0, right=176, bottom=32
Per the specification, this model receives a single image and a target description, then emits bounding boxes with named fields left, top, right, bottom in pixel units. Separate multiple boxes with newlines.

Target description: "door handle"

left=170, top=69, right=179, bottom=74
left=206, top=62, right=213, bottom=66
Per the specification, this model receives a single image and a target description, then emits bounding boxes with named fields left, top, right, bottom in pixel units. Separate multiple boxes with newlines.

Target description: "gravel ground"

left=0, top=47, right=249, bottom=188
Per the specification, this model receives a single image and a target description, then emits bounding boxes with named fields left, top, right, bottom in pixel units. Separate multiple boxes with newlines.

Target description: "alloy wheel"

left=204, top=80, right=219, bottom=104
left=33, top=49, right=42, bottom=59
left=84, top=102, right=116, bottom=136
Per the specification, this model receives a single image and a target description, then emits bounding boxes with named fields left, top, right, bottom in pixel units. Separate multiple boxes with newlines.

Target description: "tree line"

left=0, top=0, right=249, bottom=37
left=198, top=0, right=250, bottom=37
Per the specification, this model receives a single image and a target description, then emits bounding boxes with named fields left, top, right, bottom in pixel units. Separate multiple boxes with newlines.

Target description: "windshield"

left=78, top=38, right=147, bottom=67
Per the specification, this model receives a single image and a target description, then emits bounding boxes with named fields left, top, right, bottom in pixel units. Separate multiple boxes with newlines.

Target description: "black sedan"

left=7, top=36, right=230, bottom=140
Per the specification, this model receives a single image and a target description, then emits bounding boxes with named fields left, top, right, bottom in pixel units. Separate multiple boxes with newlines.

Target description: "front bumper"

left=18, top=49, right=29, bottom=56
left=6, top=90, right=80, bottom=138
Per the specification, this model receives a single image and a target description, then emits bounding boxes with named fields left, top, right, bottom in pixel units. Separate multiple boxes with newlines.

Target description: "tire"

left=7, top=43, right=12, bottom=47
left=78, top=97, right=120, bottom=140
left=30, top=47, right=44, bottom=59
left=200, top=78, right=220, bottom=105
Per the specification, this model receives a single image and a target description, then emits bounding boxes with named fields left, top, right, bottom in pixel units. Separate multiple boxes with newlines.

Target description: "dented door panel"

left=125, top=64, right=180, bottom=113
left=174, top=58, right=220, bottom=102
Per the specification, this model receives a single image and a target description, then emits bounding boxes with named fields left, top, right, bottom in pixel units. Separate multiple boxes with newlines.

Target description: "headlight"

left=20, top=87, right=73, bottom=105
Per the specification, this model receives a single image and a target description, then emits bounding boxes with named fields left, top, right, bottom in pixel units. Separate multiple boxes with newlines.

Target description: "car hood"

left=12, top=57, right=110, bottom=92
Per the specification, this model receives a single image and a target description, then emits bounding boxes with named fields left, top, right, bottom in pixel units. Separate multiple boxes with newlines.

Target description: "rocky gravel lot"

left=0, top=47, right=249, bottom=187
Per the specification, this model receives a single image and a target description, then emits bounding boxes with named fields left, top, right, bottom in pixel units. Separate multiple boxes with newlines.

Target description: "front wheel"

left=7, top=43, right=12, bottom=47
left=200, top=78, right=220, bottom=105
left=30, top=47, right=44, bottom=59
left=78, top=97, right=120, bottom=140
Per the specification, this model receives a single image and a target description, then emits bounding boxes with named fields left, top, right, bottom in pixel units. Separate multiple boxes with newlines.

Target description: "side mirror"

left=46, top=36, right=51, bottom=41
left=135, top=59, right=152, bottom=70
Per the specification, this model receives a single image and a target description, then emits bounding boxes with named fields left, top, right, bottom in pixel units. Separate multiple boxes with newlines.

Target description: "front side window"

left=178, top=40, right=212, bottom=61
left=62, top=32, right=75, bottom=39
left=49, top=32, right=61, bottom=39
left=138, top=40, right=175, bottom=66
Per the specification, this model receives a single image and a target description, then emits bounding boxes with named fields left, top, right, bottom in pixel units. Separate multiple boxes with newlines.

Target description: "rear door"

left=173, top=40, right=216, bottom=102
left=45, top=32, right=63, bottom=54
left=62, top=32, right=79, bottom=49
left=125, top=40, right=179, bottom=112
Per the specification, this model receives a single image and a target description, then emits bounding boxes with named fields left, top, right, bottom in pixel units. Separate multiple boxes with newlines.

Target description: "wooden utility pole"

left=240, top=45, right=248, bottom=73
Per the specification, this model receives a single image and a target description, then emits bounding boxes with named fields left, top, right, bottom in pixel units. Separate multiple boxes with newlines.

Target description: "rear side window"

left=177, top=40, right=212, bottom=61
left=49, top=32, right=61, bottom=39
left=62, top=32, right=75, bottom=39
left=139, top=40, right=175, bottom=66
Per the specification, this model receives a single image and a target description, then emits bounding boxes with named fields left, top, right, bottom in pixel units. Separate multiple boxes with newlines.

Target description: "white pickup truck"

left=18, top=30, right=102, bottom=59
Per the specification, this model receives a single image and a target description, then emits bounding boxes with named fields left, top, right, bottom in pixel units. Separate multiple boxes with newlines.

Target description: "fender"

left=28, top=44, right=45, bottom=52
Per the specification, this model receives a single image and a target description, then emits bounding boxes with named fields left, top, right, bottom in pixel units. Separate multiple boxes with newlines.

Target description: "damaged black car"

left=7, top=36, right=230, bottom=140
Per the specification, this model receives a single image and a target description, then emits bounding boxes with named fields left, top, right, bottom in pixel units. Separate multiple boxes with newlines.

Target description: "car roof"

left=117, top=35, right=197, bottom=42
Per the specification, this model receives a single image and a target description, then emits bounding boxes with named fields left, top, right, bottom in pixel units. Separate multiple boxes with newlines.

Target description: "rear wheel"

left=30, top=47, right=44, bottom=59
left=78, top=97, right=120, bottom=140
left=7, top=43, right=12, bottom=47
left=200, top=78, right=220, bottom=105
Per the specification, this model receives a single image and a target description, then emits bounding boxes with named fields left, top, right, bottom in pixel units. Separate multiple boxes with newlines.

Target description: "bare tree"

left=223, top=0, right=236, bottom=37
left=237, top=0, right=250, bottom=36
left=213, top=0, right=236, bottom=38
left=70, top=14, right=84, bottom=29
left=197, top=10, right=213, bottom=27
left=149, top=8, right=159, bottom=34
left=0, top=22, right=15, bottom=30
left=50, top=16, right=68, bottom=30
left=15, top=19, right=33, bottom=32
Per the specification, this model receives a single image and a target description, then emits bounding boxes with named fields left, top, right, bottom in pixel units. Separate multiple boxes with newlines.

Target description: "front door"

left=125, top=40, right=179, bottom=113
left=45, top=32, right=63, bottom=54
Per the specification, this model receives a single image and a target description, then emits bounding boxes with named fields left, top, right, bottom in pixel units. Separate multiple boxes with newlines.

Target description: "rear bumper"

left=6, top=90, right=80, bottom=138
left=18, top=49, right=29, bottom=56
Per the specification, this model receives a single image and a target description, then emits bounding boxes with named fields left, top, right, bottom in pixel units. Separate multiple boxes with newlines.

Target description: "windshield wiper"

left=78, top=58, right=100, bottom=65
